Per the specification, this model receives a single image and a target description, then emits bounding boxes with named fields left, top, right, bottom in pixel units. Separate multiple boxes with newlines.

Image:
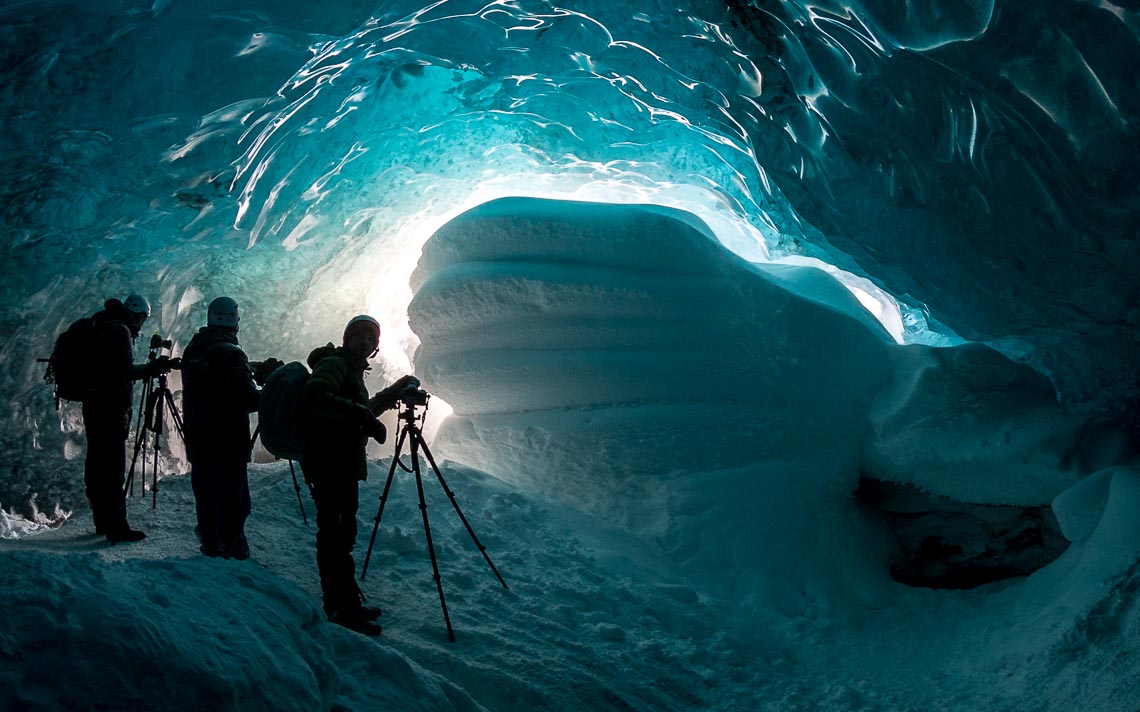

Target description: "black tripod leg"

left=151, top=428, right=161, bottom=509
left=416, top=432, right=509, bottom=589
left=125, top=378, right=152, bottom=497
left=151, top=391, right=164, bottom=510
left=411, top=438, right=455, bottom=642
left=125, top=412, right=148, bottom=498
left=288, top=460, right=307, bottom=524
left=361, top=425, right=410, bottom=581
left=164, top=389, right=184, bottom=446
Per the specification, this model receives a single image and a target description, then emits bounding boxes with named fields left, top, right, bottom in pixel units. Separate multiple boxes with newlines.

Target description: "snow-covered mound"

left=411, top=198, right=893, bottom=493
left=0, top=522, right=484, bottom=711
left=864, top=342, right=1125, bottom=507
left=409, top=198, right=1137, bottom=613
left=409, top=198, right=892, bottom=607
left=0, top=551, right=339, bottom=709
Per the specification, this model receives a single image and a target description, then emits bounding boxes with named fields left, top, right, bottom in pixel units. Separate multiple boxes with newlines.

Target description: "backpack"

left=44, top=317, right=99, bottom=403
left=257, top=360, right=309, bottom=461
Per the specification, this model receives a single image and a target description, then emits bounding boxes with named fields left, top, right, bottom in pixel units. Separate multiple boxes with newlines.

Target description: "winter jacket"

left=87, top=299, right=150, bottom=410
left=181, top=326, right=260, bottom=464
left=301, top=344, right=405, bottom=484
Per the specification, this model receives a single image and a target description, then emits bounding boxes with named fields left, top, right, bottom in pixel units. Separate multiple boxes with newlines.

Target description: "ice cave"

left=1, top=0, right=1138, bottom=709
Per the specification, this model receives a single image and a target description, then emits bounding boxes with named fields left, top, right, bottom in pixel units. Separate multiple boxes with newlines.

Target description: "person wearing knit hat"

left=300, top=314, right=417, bottom=635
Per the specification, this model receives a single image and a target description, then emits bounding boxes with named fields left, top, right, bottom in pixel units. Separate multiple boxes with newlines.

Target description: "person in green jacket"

left=302, top=314, right=417, bottom=635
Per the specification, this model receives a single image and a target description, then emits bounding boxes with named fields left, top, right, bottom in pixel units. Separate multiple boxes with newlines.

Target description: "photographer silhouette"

left=301, top=315, right=419, bottom=636
left=180, top=296, right=263, bottom=560
left=79, top=294, right=158, bottom=543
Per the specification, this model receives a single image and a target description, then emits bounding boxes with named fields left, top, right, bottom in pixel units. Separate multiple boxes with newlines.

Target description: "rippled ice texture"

left=0, top=0, right=1137, bottom=507
left=216, top=0, right=1140, bottom=399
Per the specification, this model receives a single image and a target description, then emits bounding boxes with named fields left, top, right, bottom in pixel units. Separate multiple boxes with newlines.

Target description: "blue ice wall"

left=0, top=0, right=1136, bottom=509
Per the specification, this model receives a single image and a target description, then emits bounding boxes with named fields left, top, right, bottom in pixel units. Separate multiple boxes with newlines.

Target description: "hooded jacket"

left=181, top=325, right=260, bottom=463
left=301, top=344, right=406, bottom=484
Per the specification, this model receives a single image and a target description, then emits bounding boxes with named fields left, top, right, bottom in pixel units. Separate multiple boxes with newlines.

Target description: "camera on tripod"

left=146, top=333, right=180, bottom=374
left=149, top=333, right=173, bottom=351
left=362, top=373, right=508, bottom=642
left=398, top=377, right=429, bottom=407
left=127, top=333, right=184, bottom=506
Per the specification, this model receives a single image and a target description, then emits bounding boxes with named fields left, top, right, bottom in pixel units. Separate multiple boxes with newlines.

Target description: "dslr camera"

left=147, top=333, right=180, bottom=374
left=399, top=377, right=429, bottom=407
left=149, top=333, right=173, bottom=351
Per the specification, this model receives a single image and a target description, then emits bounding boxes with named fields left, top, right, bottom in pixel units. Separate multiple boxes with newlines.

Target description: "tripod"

left=125, top=363, right=184, bottom=509
left=361, top=399, right=508, bottom=642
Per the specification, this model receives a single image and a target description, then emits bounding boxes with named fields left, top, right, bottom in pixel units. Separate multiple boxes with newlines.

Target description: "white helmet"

left=207, top=296, right=240, bottom=328
left=123, top=294, right=151, bottom=317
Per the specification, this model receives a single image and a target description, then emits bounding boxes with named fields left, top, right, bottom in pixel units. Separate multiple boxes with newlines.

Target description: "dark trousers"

left=82, top=403, right=130, bottom=533
left=190, top=460, right=251, bottom=557
left=312, top=475, right=361, bottom=617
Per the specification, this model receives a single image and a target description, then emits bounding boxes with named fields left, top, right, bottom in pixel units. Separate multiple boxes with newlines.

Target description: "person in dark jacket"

left=181, top=296, right=279, bottom=559
left=83, top=294, right=166, bottom=543
left=302, top=314, right=416, bottom=635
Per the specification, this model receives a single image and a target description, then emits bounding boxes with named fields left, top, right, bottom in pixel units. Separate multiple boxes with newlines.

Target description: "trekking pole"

left=288, top=460, right=307, bottom=524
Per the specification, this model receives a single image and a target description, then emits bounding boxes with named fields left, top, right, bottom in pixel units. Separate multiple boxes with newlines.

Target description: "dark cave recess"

left=856, top=478, right=1070, bottom=590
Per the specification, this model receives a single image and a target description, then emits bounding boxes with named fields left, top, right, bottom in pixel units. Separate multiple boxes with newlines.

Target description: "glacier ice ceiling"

left=1, top=0, right=1138, bottom=551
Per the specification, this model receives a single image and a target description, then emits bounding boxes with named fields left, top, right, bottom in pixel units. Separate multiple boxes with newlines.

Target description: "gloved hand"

left=392, top=375, right=420, bottom=392
left=145, top=356, right=176, bottom=377
left=368, top=375, right=421, bottom=413
left=362, top=416, right=387, bottom=444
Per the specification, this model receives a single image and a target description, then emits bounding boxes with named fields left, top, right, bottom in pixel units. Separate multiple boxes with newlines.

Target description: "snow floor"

left=2, top=458, right=1138, bottom=711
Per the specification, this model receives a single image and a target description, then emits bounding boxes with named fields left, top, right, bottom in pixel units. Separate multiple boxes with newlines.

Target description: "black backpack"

left=44, top=316, right=99, bottom=403
left=257, top=361, right=310, bottom=462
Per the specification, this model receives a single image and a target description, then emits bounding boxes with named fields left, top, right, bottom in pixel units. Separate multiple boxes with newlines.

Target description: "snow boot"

left=223, top=535, right=251, bottom=561
left=360, top=605, right=382, bottom=621
left=330, top=610, right=381, bottom=636
left=106, top=527, right=146, bottom=543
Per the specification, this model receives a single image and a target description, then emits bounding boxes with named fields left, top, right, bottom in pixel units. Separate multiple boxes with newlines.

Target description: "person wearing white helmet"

left=301, top=314, right=417, bottom=635
left=181, top=296, right=280, bottom=559
left=81, top=293, right=170, bottom=543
